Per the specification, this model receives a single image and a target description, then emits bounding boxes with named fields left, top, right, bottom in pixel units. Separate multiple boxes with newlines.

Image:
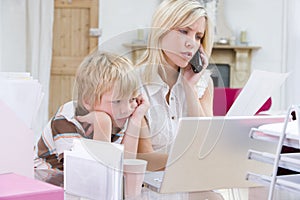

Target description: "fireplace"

left=209, top=45, right=261, bottom=88
left=209, top=63, right=230, bottom=87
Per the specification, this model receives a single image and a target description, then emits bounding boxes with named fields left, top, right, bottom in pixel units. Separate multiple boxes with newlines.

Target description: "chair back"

left=213, top=87, right=272, bottom=116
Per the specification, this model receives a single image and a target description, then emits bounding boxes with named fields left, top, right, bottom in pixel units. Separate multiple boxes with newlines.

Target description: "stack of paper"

left=0, top=72, right=43, bottom=178
left=0, top=72, right=43, bottom=128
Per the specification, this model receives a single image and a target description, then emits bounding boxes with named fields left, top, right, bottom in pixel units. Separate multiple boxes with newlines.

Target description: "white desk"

left=64, top=187, right=226, bottom=200
left=34, top=169, right=297, bottom=200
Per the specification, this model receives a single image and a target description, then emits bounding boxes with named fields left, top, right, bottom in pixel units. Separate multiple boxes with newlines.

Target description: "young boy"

left=36, top=51, right=153, bottom=170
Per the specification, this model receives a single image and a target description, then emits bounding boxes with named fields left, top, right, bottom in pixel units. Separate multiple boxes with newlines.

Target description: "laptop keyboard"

left=144, top=171, right=164, bottom=190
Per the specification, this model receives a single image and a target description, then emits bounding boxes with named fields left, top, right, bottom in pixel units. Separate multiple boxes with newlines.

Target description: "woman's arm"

left=183, top=46, right=213, bottom=117
left=183, top=79, right=205, bottom=117
left=199, top=77, right=214, bottom=116
left=137, top=152, right=168, bottom=171
left=183, top=75, right=214, bottom=117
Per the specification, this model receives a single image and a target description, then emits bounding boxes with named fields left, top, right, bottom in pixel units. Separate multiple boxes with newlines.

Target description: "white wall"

left=99, top=0, right=160, bottom=56
left=285, top=0, right=300, bottom=108
left=224, top=0, right=284, bottom=72
left=0, top=1, right=2, bottom=71
left=0, top=0, right=26, bottom=72
left=224, top=0, right=286, bottom=111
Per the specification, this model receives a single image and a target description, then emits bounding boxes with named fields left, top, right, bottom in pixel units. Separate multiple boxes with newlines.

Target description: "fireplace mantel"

left=123, top=43, right=260, bottom=88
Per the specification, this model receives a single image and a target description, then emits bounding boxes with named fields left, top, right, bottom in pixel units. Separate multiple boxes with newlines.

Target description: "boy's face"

left=94, top=89, right=138, bottom=128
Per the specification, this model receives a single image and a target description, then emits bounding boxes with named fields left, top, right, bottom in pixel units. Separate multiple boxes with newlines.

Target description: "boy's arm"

left=122, top=95, right=149, bottom=159
left=122, top=114, right=143, bottom=159
left=76, top=111, right=112, bottom=142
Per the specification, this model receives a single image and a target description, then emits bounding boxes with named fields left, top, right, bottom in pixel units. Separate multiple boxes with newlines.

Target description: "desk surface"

left=34, top=169, right=296, bottom=200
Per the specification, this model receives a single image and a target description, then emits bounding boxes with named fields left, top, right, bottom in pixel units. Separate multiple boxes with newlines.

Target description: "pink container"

left=0, top=173, right=63, bottom=200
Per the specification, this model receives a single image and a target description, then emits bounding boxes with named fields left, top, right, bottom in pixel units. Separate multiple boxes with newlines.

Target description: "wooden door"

left=49, top=0, right=99, bottom=118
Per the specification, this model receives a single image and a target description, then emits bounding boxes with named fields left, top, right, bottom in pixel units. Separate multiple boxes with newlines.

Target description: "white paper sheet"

left=0, top=72, right=43, bottom=128
left=226, top=70, right=289, bottom=116
left=64, top=139, right=124, bottom=200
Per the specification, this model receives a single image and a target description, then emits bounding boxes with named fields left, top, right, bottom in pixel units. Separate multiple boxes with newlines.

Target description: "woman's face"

left=161, top=16, right=206, bottom=69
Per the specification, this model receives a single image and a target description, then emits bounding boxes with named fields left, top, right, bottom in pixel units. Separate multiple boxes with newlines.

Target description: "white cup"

left=123, top=159, right=147, bottom=198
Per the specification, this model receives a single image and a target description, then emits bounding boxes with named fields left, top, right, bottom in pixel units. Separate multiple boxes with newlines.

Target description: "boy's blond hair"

left=74, top=51, right=138, bottom=115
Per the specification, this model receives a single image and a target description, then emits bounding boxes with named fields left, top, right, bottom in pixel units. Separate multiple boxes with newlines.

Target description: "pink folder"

left=0, top=173, right=64, bottom=200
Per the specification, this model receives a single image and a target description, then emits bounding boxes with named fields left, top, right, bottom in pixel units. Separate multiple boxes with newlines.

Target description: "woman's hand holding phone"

left=184, top=45, right=209, bottom=85
left=189, top=45, right=208, bottom=73
left=189, top=50, right=203, bottom=73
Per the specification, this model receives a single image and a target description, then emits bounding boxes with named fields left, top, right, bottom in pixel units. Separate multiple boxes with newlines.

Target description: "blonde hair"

left=137, top=0, right=214, bottom=83
left=74, top=51, right=138, bottom=114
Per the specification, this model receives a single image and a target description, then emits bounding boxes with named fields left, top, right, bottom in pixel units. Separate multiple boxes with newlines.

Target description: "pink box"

left=0, top=173, right=63, bottom=200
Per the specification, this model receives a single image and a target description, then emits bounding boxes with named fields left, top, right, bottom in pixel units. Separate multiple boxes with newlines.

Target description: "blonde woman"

left=137, top=0, right=215, bottom=152
left=36, top=51, right=153, bottom=170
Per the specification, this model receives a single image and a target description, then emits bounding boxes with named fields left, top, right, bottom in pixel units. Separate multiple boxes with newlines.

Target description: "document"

left=0, top=72, right=43, bottom=128
left=64, top=138, right=124, bottom=200
left=226, top=70, right=289, bottom=116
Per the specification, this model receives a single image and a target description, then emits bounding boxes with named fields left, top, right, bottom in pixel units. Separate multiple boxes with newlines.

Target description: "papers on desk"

left=0, top=72, right=43, bottom=178
left=0, top=72, right=43, bottom=128
left=226, top=70, right=289, bottom=116
left=64, top=138, right=124, bottom=200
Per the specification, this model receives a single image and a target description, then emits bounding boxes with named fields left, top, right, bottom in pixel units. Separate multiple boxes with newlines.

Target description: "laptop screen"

left=145, top=115, right=284, bottom=193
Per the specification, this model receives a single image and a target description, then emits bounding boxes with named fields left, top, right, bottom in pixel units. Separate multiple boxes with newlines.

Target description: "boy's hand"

left=81, top=122, right=94, bottom=137
left=131, top=94, right=149, bottom=121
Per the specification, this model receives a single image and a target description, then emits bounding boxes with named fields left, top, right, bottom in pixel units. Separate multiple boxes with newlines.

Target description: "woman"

left=137, top=0, right=215, bottom=153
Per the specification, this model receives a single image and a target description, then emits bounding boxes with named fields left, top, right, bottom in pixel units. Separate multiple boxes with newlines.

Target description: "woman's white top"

left=139, top=67, right=211, bottom=153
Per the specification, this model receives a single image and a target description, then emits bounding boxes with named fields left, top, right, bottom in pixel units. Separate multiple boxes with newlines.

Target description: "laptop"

left=143, top=115, right=285, bottom=193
